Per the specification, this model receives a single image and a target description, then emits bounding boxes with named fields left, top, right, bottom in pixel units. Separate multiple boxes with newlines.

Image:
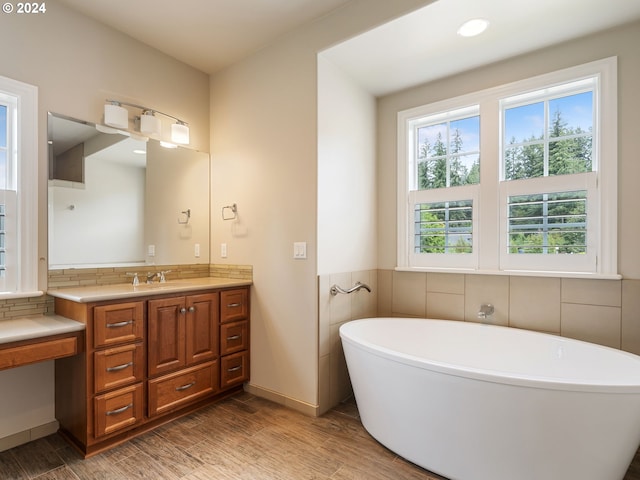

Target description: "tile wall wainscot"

left=47, top=264, right=253, bottom=289
left=378, top=270, right=640, bottom=355
left=318, top=270, right=377, bottom=415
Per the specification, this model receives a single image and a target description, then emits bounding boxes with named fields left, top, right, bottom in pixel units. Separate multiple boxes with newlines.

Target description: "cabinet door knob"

left=180, top=308, right=187, bottom=314
left=188, top=306, right=196, bottom=312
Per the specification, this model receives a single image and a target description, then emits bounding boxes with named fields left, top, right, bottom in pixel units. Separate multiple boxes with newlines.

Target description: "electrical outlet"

left=148, top=244, right=155, bottom=256
left=221, top=243, right=227, bottom=258
left=194, top=243, right=200, bottom=257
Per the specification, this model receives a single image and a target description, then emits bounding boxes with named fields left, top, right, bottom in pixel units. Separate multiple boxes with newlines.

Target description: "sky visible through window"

left=416, top=92, right=592, bottom=160
left=505, top=91, right=593, bottom=143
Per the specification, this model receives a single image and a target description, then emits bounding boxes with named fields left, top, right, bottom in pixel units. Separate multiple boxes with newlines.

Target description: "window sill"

left=394, top=267, right=622, bottom=280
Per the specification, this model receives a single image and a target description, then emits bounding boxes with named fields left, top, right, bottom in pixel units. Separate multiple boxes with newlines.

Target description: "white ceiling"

left=322, top=0, right=640, bottom=95
left=57, top=0, right=640, bottom=96
left=56, top=0, right=353, bottom=75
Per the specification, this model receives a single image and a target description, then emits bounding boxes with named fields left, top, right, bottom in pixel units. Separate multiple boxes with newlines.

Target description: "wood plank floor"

left=0, top=391, right=639, bottom=479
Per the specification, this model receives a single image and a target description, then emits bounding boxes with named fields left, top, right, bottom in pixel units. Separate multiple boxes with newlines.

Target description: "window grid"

left=414, top=200, right=473, bottom=254
left=507, top=191, right=587, bottom=254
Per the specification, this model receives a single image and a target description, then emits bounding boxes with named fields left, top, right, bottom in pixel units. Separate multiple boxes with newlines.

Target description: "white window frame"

left=397, top=57, right=618, bottom=278
left=0, top=74, right=39, bottom=297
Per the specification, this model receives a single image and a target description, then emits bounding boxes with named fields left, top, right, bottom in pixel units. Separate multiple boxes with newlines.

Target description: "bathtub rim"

left=340, top=317, right=640, bottom=394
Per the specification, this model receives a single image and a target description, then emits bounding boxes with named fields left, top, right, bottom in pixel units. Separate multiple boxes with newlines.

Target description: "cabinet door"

left=220, top=288, right=248, bottom=323
left=94, top=342, right=144, bottom=393
left=147, top=361, right=218, bottom=417
left=220, top=351, right=249, bottom=389
left=148, top=297, right=186, bottom=377
left=94, top=383, right=144, bottom=438
left=220, top=320, right=248, bottom=356
left=94, top=302, right=144, bottom=348
left=186, top=293, right=219, bottom=366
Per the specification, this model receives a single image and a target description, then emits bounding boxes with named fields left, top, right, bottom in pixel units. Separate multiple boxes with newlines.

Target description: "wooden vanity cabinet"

left=54, top=286, right=249, bottom=457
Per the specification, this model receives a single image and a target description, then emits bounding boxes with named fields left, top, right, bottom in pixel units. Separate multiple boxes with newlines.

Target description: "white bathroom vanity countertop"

left=0, top=314, right=85, bottom=345
left=47, top=276, right=252, bottom=303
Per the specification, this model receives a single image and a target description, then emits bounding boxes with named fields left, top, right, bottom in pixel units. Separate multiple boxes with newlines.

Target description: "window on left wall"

left=0, top=75, right=38, bottom=296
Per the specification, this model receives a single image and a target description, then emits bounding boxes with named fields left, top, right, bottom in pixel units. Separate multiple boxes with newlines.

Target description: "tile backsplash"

left=0, top=264, right=253, bottom=323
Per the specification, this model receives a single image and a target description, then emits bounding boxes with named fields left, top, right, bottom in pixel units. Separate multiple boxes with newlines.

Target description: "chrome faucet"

left=146, top=272, right=159, bottom=284
left=477, top=303, right=494, bottom=320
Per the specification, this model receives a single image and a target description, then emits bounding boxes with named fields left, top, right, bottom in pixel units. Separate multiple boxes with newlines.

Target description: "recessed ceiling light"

left=457, top=18, right=489, bottom=37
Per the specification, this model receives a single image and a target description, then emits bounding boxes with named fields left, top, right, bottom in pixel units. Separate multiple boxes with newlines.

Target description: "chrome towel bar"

left=330, top=282, right=372, bottom=296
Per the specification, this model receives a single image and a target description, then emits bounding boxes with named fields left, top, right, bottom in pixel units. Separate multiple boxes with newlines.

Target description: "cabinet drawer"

left=147, top=361, right=218, bottom=417
left=94, top=343, right=144, bottom=393
left=220, top=351, right=249, bottom=389
left=220, top=289, right=248, bottom=323
left=220, top=321, right=248, bottom=356
left=94, top=302, right=144, bottom=348
left=94, top=383, right=144, bottom=438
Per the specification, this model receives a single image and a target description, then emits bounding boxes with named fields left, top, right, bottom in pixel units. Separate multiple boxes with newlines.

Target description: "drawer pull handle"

left=227, top=335, right=241, bottom=341
left=175, top=381, right=196, bottom=392
left=227, top=303, right=242, bottom=308
left=106, top=320, right=133, bottom=328
left=106, top=403, right=133, bottom=416
left=106, top=362, right=133, bottom=373
left=227, top=365, right=242, bottom=373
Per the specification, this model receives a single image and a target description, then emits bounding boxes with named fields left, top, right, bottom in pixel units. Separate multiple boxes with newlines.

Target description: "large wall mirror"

left=47, top=112, right=210, bottom=269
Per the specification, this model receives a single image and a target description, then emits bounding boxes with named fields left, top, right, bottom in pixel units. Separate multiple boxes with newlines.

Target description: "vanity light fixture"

left=140, top=110, right=162, bottom=137
left=457, top=18, right=489, bottom=37
left=171, top=121, right=190, bottom=145
left=103, top=101, right=128, bottom=129
left=103, top=99, right=190, bottom=145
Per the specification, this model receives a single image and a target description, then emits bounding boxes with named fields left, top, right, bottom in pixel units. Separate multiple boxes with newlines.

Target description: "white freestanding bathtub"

left=340, top=318, right=640, bottom=480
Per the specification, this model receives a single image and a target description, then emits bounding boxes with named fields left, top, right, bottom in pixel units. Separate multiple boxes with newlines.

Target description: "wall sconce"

left=103, top=99, right=190, bottom=145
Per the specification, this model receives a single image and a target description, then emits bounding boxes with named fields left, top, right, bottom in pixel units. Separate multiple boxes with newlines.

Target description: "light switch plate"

left=293, top=242, right=307, bottom=259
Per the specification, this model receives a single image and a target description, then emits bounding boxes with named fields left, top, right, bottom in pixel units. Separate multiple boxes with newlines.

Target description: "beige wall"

left=317, top=55, right=377, bottom=276
left=0, top=2, right=209, bottom=446
left=210, top=0, right=435, bottom=410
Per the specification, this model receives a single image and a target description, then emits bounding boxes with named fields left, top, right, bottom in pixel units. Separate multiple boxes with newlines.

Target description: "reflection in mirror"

left=47, top=112, right=210, bottom=269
